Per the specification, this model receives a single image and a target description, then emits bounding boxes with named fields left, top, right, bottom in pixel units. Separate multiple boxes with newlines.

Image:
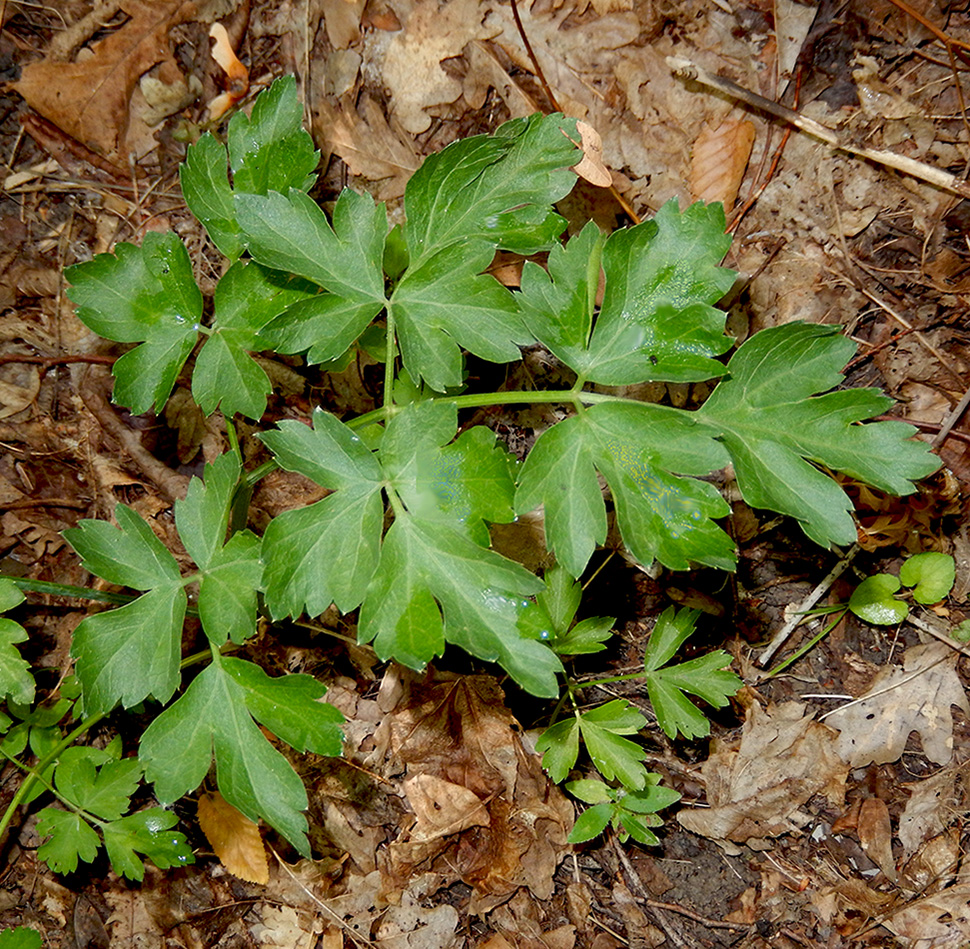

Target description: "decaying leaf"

left=827, top=642, right=970, bottom=768
left=857, top=797, right=896, bottom=881
left=677, top=701, right=847, bottom=851
left=198, top=791, right=269, bottom=885
left=882, top=883, right=970, bottom=948
left=381, top=0, right=501, bottom=134
left=315, top=95, right=419, bottom=199
left=689, top=116, right=756, bottom=211
left=13, top=0, right=197, bottom=160
left=377, top=669, right=572, bottom=912
left=207, top=22, right=250, bottom=121
left=899, top=770, right=957, bottom=857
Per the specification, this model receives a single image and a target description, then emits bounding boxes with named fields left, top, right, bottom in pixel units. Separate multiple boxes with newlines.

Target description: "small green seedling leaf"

left=180, top=76, right=319, bottom=259
left=554, top=617, right=615, bottom=656
left=65, top=231, right=203, bottom=414
left=537, top=565, right=582, bottom=634
left=537, top=699, right=650, bottom=788
left=952, top=619, right=970, bottom=643
left=0, top=578, right=33, bottom=705
left=36, top=809, right=100, bottom=874
left=849, top=574, right=908, bottom=625
left=565, top=776, right=680, bottom=845
left=642, top=607, right=742, bottom=740
left=0, top=927, right=42, bottom=949
left=101, top=808, right=194, bottom=881
left=899, top=551, right=955, bottom=605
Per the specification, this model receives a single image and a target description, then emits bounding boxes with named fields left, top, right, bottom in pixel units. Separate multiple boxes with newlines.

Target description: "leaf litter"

left=4, top=0, right=970, bottom=946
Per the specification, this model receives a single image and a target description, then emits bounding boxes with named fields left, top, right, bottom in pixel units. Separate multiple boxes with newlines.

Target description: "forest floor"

left=2, top=0, right=970, bottom=947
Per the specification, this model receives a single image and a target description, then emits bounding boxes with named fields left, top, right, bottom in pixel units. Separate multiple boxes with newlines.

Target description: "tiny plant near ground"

left=0, top=78, right=940, bottom=874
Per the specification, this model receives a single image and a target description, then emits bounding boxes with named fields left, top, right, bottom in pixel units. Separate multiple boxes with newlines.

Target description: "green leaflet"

left=180, top=76, right=319, bottom=259
left=516, top=401, right=734, bottom=578
left=698, top=322, right=941, bottom=547
left=65, top=231, right=202, bottom=415
left=0, top=579, right=34, bottom=705
left=139, top=656, right=344, bottom=858
left=63, top=454, right=262, bottom=714
left=519, top=203, right=736, bottom=385
left=239, top=188, right=388, bottom=364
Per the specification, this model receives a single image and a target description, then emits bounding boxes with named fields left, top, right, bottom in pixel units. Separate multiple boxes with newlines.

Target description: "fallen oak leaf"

left=13, top=0, right=197, bottom=161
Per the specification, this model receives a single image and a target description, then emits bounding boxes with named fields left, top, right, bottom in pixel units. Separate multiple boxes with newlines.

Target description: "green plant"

left=766, top=551, right=958, bottom=677
left=0, top=77, right=940, bottom=870
left=0, top=927, right=42, bottom=949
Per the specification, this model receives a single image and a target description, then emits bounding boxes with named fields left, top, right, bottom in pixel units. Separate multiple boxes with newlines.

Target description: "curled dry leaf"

left=208, top=22, right=250, bottom=121
left=689, top=117, right=756, bottom=211
left=857, top=797, right=896, bottom=881
left=569, top=121, right=612, bottom=188
left=198, top=791, right=270, bottom=885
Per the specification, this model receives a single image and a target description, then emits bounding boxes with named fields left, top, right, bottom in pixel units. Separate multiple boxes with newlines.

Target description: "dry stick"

left=757, top=544, right=859, bottom=667
left=0, top=354, right=116, bottom=369
left=930, top=383, right=970, bottom=450
left=667, top=56, right=970, bottom=201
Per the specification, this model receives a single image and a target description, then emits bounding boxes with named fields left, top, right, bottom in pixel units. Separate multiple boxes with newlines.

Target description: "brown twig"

left=0, top=354, right=116, bottom=369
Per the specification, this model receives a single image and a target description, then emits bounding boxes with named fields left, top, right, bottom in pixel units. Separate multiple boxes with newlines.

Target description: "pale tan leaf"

left=198, top=791, right=269, bottom=885
left=570, top=121, right=612, bottom=188
left=827, top=642, right=970, bottom=768
left=676, top=701, right=848, bottom=849
left=883, top=883, right=970, bottom=947
left=689, top=117, right=755, bottom=211
left=899, top=770, right=957, bottom=856
left=404, top=774, right=490, bottom=842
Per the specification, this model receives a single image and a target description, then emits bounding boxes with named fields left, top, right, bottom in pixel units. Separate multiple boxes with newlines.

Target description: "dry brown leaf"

left=197, top=791, right=269, bottom=885
left=315, top=95, right=419, bottom=199
left=207, top=21, right=249, bottom=120
left=900, top=830, right=961, bottom=895
left=689, top=117, right=755, bottom=210
left=899, top=770, right=957, bottom=857
left=570, top=121, right=612, bottom=188
left=382, top=0, right=500, bottom=134
left=883, top=883, right=970, bottom=948
left=404, top=774, right=490, bottom=842
left=13, top=0, right=197, bottom=160
left=676, top=701, right=848, bottom=850
left=378, top=670, right=572, bottom=911
left=826, top=642, right=970, bottom=768
left=858, top=797, right=896, bottom=881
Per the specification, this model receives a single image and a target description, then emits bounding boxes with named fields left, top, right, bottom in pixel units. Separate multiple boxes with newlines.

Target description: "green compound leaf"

left=101, top=809, right=194, bottom=881
left=259, top=409, right=384, bottom=618
left=65, top=231, right=202, bottom=414
left=181, top=76, right=319, bottom=259
left=238, top=188, right=387, bottom=363
left=0, top=578, right=33, bottom=705
left=521, top=205, right=735, bottom=385
left=193, top=260, right=319, bottom=419
left=517, top=401, right=734, bottom=578
left=403, top=112, right=580, bottom=263
left=36, top=808, right=100, bottom=874
left=554, top=616, right=615, bottom=656
left=698, top=322, right=941, bottom=548
left=899, top=552, right=955, bottom=605
left=140, top=658, right=343, bottom=857
left=849, top=574, right=908, bottom=625
left=537, top=699, right=649, bottom=788
left=643, top=607, right=741, bottom=740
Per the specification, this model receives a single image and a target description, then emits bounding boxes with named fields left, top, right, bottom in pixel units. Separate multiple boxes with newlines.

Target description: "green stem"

left=0, top=713, right=105, bottom=846
left=9, top=578, right=134, bottom=605
left=763, top=609, right=848, bottom=679
left=383, top=307, right=397, bottom=414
